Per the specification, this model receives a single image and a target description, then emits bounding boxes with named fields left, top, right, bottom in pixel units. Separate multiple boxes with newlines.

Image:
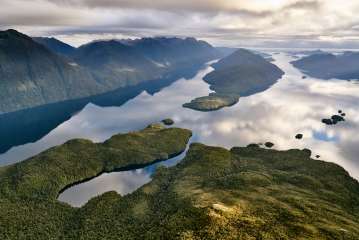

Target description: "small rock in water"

left=331, top=115, right=345, bottom=124
left=316, top=155, right=320, bottom=159
left=161, top=118, right=174, bottom=126
left=265, top=142, right=274, bottom=148
left=322, top=119, right=333, bottom=125
left=295, top=134, right=303, bottom=139
left=322, top=114, right=345, bottom=125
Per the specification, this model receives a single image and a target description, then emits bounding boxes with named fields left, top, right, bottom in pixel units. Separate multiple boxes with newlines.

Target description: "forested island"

left=1, top=125, right=359, bottom=239
left=183, top=49, right=284, bottom=111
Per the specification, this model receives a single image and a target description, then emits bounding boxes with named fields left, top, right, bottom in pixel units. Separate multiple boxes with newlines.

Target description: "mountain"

left=128, top=37, right=220, bottom=65
left=33, top=37, right=76, bottom=56
left=73, top=40, right=163, bottom=89
left=215, top=47, right=238, bottom=57
left=0, top=30, right=221, bottom=114
left=216, top=47, right=274, bottom=61
left=292, top=51, right=359, bottom=80
left=291, top=49, right=327, bottom=56
left=183, top=49, right=283, bottom=111
left=204, top=49, right=284, bottom=95
left=0, top=29, right=105, bottom=114
left=73, top=37, right=221, bottom=89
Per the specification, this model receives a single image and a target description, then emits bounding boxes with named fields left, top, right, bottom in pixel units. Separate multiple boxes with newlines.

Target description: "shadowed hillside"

left=292, top=51, right=359, bottom=80
left=0, top=30, right=221, bottom=114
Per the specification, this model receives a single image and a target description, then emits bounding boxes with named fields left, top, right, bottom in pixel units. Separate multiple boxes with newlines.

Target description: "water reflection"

left=58, top=143, right=191, bottom=207
left=2, top=53, right=359, bottom=207
left=0, top=63, right=203, bottom=155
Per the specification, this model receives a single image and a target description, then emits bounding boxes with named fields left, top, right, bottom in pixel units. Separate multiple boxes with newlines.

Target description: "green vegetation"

left=1, top=126, right=359, bottom=239
left=184, top=49, right=284, bottom=112
left=183, top=93, right=239, bottom=111
left=0, top=124, right=191, bottom=239
left=0, top=30, right=221, bottom=114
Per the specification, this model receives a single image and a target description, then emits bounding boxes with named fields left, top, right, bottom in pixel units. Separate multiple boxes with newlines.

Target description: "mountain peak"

left=0, top=29, right=32, bottom=41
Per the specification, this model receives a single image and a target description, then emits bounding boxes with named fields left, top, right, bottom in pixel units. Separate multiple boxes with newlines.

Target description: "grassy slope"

left=1, top=127, right=359, bottom=239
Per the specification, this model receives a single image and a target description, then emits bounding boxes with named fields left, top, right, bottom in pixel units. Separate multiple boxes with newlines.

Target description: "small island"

left=161, top=118, right=175, bottom=125
left=183, top=93, right=239, bottom=111
left=322, top=114, right=346, bottom=125
left=295, top=134, right=303, bottom=139
left=184, top=49, right=284, bottom=112
left=265, top=142, right=274, bottom=148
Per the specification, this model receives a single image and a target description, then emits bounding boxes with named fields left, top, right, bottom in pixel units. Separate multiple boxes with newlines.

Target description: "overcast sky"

left=1, top=0, right=359, bottom=48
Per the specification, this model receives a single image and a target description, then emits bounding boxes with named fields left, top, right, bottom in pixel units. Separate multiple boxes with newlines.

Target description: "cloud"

left=1, top=0, right=359, bottom=48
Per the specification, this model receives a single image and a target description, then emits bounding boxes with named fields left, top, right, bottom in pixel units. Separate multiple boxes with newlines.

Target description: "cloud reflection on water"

left=2, top=53, right=359, bottom=206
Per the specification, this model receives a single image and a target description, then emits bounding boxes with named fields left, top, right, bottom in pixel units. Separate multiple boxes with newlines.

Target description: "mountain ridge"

left=33, top=36, right=76, bottom=56
left=0, top=29, right=221, bottom=114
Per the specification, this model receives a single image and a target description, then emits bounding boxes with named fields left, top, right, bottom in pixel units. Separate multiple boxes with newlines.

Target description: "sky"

left=1, top=0, right=359, bottom=48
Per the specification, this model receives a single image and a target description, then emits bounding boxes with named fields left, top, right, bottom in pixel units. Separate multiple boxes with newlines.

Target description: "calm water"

left=2, top=53, right=359, bottom=207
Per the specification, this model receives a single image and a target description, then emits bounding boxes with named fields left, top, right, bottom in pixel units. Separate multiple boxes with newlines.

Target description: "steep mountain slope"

left=292, top=52, right=359, bottom=79
left=0, top=29, right=105, bottom=114
left=33, top=37, right=76, bottom=56
left=0, top=30, right=221, bottom=114
left=73, top=40, right=163, bottom=89
left=73, top=37, right=221, bottom=89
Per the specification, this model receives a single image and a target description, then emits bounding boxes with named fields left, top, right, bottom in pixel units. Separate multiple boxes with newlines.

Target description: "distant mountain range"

left=291, top=51, right=359, bottom=80
left=0, top=29, right=222, bottom=114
